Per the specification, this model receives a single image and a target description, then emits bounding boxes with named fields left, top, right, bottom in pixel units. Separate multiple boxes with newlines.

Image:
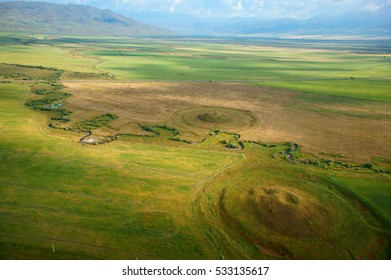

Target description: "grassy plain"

left=0, top=83, right=240, bottom=259
left=0, top=34, right=390, bottom=259
left=1, top=33, right=390, bottom=100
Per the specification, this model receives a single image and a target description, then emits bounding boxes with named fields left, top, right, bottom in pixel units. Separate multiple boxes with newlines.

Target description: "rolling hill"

left=0, top=1, right=169, bottom=36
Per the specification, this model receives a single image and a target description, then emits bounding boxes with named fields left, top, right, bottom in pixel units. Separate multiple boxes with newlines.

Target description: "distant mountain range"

left=130, top=9, right=391, bottom=36
left=0, top=1, right=169, bottom=36
left=0, top=1, right=390, bottom=37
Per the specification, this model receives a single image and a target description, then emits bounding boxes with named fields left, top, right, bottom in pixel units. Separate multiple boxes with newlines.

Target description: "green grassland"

left=0, top=35, right=99, bottom=73
left=330, top=175, right=391, bottom=225
left=1, top=34, right=390, bottom=100
left=0, top=83, right=240, bottom=259
left=259, top=79, right=391, bottom=101
left=0, top=34, right=390, bottom=259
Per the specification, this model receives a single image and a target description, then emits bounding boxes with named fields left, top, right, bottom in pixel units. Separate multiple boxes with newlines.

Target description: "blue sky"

left=2, top=0, right=391, bottom=18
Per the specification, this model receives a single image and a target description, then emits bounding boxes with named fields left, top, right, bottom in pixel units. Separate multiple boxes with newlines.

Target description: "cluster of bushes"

left=71, top=113, right=118, bottom=132
left=141, top=124, right=181, bottom=139
left=170, top=137, right=192, bottom=144
left=49, top=109, right=72, bottom=128
left=0, top=73, right=31, bottom=79
left=48, top=70, right=64, bottom=83
left=25, top=79, right=75, bottom=130
left=209, top=129, right=220, bottom=136
left=1, top=64, right=64, bottom=82
left=243, top=140, right=277, bottom=148
left=283, top=148, right=390, bottom=174
left=33, top=88, right=51, bottom=95
left=142, top=125, right=155, bottom=133
left=221, top=140, right=244, bottom=150
left=25, top=97, right=61, bottom=110
left=319, top=152, right=346, bottom=159
left=11, top=64, right=60, bottom=71
left=32, top=83, right=65, bottom=95
left=226, top=141, right=242, bottom=149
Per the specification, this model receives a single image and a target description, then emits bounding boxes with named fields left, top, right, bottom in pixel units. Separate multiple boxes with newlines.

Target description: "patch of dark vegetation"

left=51, top=116, right=70, bottom=122
left=10, top=64, right=61, bottom=71
left=230, top=138, right=390, bottom=175
left=25, top=97, right=62, bottom=111
left=225, top=140, right=244, bottom=150
left=48, top=70, right=64, bottom=83
left=170, top=137, right=192, bottom=144
left=243, top=140, right=280, bottom=148
left=197, top=112, right=231, bottom=123
left=0, top=63, right=63, bottom=82
left=141, top=125, right=155, bottom=133
left=370, top=157, right=391, bottom=174
left=26, top=82, right=75, bottom=129
left=49, top=108, right=73, bottom=128
left=62, top=71, right=112, bottom=80
left=155, top=124, right=178, bottom=135
left=220, top=139, right=228, bottom=145
left=226, top=142, right=240, bottom=149
left=209, top=128, right=220, bottom=136
left=286, top=193, right=299, bottom=205
left=319, top=152, right=346, bottom=159
left=139, top=124, right=189, bottom=142
left=279, top=145, right=391, bottom=175
left=70, top=113, right=118, bottom=132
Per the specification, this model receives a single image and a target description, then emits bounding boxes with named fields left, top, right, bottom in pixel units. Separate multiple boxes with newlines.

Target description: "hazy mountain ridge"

left=0, top=1, right=389, bottom=37
left=131, top=9, right=391, bottom=36
left=0, top=1, right=170, bottom=36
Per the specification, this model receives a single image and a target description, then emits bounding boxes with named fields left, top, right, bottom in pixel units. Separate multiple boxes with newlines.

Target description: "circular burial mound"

left=196, top=112, right=231, bottom=124
left=246, top=187, right=331, bottom=237
left=170, top=106, right=258, bottom=130
left=206, top=164, right=388, bottom=259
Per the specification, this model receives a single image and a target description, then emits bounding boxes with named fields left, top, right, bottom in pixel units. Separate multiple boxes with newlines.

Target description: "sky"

left=2, top=0, right=391, bottom=18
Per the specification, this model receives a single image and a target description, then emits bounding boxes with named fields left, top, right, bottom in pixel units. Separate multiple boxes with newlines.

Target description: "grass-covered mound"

left=171, top=106, right=258, bottom=131
left=247, top=186, right=331, bottom=238
left=194, top=147, right=390, bottom=259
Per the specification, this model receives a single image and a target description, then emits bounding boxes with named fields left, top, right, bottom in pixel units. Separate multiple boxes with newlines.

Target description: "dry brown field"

left=63, top=81, right=391, bottom=161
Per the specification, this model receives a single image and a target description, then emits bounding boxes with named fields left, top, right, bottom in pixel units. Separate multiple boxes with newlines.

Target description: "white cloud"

left=234, top=1, right=243, bottom=11
left=360, top=2, right=383, bottom=12
left=168, top=0, right=184, bottom=13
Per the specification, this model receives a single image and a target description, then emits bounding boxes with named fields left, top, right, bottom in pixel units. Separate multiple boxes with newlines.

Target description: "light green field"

left=0, top=36, right=98, bottom=73
left=330, top=176, right=391, bottom=225
left=0, top=83, right=239, bottom=259
left=259, top=79, right=391, bottom=101
left=86, top=45, right=391, bottom=79
left=0, top=34, right=390, bottom=100
left=0, top=34, right=390, bottom=259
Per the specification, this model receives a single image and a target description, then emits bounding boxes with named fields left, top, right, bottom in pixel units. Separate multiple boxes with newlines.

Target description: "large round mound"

left=198, top=160, right=387, bottom=259
left=196, top=112, right=231, bottom=124
left=170, top=106, right=258, bottom=130
left=247, top=187, right=330, bottom=237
